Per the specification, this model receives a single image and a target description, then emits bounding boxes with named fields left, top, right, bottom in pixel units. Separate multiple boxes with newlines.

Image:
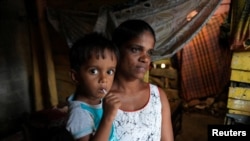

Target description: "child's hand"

left=102, top=92, right=121, bottom=121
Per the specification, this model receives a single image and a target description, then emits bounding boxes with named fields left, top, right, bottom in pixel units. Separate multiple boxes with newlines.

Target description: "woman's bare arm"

left=158, top=87, right=174, bottom=141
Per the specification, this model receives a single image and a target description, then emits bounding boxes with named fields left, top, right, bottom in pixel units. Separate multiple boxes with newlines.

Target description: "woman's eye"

left=130, top=47, right=141, bottom=53
left=107, top=69, right=115, bottom=75
left=148, top=50, right=154, bottom=56
left=89, top=69, right=98, bottom=74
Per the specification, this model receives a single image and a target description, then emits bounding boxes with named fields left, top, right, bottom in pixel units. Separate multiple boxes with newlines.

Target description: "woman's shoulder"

left=149, top=83, right=158, bottom=88
left=149, top=83, right=161, bottom=92
left=149, top=83, right=167, bottom=98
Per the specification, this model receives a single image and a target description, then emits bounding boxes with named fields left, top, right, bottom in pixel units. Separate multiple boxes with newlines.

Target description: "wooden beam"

left=30, top=24, right=44, bottom=111
left=36, top=0, right=58, bottom=107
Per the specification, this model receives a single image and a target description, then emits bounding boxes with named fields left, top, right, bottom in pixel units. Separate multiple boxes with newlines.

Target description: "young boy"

left=66, top=32, right=121, bottom=141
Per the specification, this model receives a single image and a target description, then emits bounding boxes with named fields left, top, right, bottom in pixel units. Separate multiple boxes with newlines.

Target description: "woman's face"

left=119, top=31, right=155, bottom=80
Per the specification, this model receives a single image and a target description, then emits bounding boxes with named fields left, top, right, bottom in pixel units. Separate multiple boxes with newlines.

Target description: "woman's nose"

left=139, top=53, right=150, bottom=63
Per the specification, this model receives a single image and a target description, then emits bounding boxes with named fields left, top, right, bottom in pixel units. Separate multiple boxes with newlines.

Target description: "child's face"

left=76, top=49, right=117, bottom=100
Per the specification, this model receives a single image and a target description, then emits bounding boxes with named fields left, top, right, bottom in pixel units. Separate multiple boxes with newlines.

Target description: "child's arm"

left=78, top=92, right=121, bottom=141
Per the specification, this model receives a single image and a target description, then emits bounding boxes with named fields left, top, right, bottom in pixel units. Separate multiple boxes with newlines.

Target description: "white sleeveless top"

left=113, top=84, right=162, bottom=141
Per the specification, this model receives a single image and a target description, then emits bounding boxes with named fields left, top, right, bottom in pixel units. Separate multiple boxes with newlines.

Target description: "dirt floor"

left=175, top=110, right=225, bottom=141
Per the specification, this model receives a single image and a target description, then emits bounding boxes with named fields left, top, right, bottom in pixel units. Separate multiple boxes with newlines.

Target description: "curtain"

left=47, top=0, right=222, bottom=61
left=229, top=0, right=250, bottom=51
left=176, top=13, right=232, bottom=101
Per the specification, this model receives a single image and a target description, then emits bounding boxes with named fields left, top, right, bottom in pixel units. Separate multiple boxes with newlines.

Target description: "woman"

left=111, top=19, right=174, bottom=141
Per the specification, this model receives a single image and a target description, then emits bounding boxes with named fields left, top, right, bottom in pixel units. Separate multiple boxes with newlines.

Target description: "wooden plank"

left=152, top=59, right=172, bottom=67
left=228, top=109, right=250, bottom=116
left=231, top=51, right=250, bottom=70
left=150, top=67, right=178, bottom=79
left=150, top=68, right=168, bottom=77
left=31, top=24, right=44, bottom=111
left=36, top=0, right=58, bottom=107
left=227, top=98, right=250, bottom=112
left=230, top=69, right=250, bottom=83
left=149, top=76, right=165, bottom=88
left=163, top=88, right=180, bottom=100
left=228, top=87, right=250, bottom=100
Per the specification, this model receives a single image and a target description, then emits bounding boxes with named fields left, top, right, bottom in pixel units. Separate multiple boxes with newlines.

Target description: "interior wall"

left=0, top=0, right=31, bottom=136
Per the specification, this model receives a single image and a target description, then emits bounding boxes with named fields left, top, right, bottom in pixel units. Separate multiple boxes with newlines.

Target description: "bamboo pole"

left=30, top=25, right=44, bottom=111
left=35, top=0, right=58, bottom=108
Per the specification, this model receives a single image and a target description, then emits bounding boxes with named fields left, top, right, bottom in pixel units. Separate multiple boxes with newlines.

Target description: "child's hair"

left=69, top=32, right=119, bottom=70
left=112, top=19, right=156, bottom=48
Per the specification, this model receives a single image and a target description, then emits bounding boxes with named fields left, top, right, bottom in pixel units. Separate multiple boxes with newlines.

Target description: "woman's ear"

left=70, top=69, right=79, bottom=84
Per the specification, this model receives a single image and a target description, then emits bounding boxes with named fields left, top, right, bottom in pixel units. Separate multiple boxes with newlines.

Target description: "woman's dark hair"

left=69, top=32, right=119, bottom=70
left=112, top=19, right=156, bottom=48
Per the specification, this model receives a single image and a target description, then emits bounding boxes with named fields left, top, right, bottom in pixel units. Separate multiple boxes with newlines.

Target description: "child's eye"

left=89, top=68, right=98, bottom=74
left=107, top=69, right=115, bottom=75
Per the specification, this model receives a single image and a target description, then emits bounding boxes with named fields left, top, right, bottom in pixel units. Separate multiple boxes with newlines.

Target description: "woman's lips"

left=136, top=65, right=147, bottom=73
